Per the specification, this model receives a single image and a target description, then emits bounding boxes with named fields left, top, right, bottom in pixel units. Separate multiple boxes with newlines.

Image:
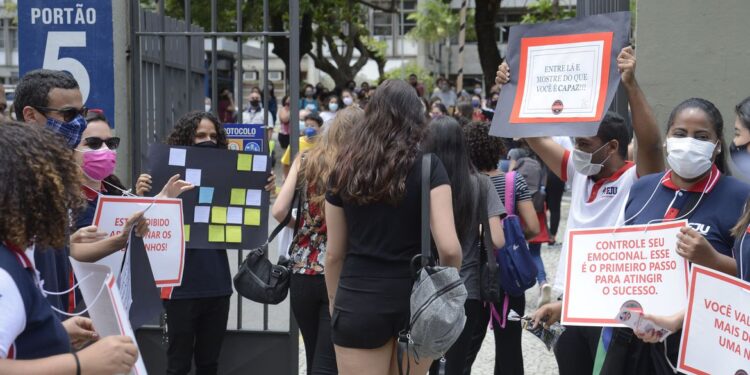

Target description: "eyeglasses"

left=34, top=106, right=88, bottom=122
left=84, top=136, right=120, bottom=150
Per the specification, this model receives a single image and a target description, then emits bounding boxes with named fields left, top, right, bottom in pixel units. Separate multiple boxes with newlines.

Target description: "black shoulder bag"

left=233, top=187, right=303, bottom=305
left=478, top=175, right=500, bottom=302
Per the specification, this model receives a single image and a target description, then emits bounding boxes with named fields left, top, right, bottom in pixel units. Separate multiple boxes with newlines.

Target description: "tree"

left=521, top=0, right=575, bottom=24
left=305, top=0, right=383, bottom=88
left=408, top=0, right=479, bottom=86
left=160, top=0, right=386, bottom=89
left=474, top=0, right=502, bottom=95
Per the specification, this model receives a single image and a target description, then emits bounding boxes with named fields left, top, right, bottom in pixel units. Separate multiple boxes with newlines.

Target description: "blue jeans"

left=528, top=243, right=547, bottom=285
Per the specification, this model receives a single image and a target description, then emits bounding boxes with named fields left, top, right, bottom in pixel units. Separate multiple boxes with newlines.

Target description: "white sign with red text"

left=92, top=196, right=185, bottom=287
left=70, top=259, right=148, bottom=375
left=562, top=220, right=689, bottom=326
left=678, top=265, right=750, bottom=375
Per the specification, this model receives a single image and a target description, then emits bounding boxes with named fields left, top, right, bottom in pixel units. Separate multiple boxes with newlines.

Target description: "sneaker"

left=537, top=283, right=552, bottom=307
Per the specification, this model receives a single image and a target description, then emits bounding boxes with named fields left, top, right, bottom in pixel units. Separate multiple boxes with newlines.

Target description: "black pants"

left=553, top=325, right=601, bottom=375
left=290, top=274, right=337, bottom=375
left=278, top=133, right=290, bottom=150
left=463, top=293, right=526, bottom=375
left=164, top=296, right=230, bottom=375
left=545, top=172, right=565, bottom=238
left=429, top=299, right=484, bottom=375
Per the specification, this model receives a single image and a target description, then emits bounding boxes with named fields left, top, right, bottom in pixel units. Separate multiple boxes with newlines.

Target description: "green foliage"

left=521, top=0, right=576, bottom=24
left=382, top=62, right=435, bottom=93
left=408, top=0, right=476, bottom=43
left=407, top=0, right=457, bottom=43
left=362, top=36, right=388, bottom=60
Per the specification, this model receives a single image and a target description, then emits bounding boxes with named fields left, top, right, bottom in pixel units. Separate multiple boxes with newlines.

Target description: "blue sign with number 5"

left=18, top=1, right=115, bottom=127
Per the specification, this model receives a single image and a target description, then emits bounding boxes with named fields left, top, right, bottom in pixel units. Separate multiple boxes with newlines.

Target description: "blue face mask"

left=304, top=127, right=317, bottom=138
left=46, top=114, right=87, bottom=148
left=328, top=103, right=339, bottom=112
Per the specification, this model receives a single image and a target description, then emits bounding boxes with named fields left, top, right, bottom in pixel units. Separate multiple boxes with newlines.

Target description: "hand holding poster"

left=490, top=12, right=630, bottom=138
left=562, top=221, right=689, bottom=327
left=70, top=259, right=148, bottom=375
left=678, top=265, right=750, bottom=375
left=92, top=196, right=185, bottom=287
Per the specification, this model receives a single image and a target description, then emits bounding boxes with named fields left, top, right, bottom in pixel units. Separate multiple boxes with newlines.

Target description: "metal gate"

left=128, top=0, right=301, bottom=373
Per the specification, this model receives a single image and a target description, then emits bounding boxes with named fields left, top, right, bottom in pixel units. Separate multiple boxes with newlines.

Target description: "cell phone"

left=614, top=300, right=671, bottom=342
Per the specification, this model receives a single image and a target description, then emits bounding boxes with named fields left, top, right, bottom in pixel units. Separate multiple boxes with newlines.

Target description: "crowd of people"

left=2, top=42, right=750, bottom=375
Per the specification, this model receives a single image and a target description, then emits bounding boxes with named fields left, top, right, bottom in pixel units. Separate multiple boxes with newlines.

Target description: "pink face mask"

left=79, top=149, right=117, bottom=181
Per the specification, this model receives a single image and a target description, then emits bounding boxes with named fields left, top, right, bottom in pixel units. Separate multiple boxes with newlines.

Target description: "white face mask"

left=343, top=97, right=353, bottom=106
left=666, top=137, right=717, bottom=179
left=572, top=142, right=612, bottom=176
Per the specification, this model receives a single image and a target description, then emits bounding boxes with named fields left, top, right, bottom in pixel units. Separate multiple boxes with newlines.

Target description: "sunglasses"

left=84, top=136, right=120, bottom=150
left=34, top=106, right=88, bottom=122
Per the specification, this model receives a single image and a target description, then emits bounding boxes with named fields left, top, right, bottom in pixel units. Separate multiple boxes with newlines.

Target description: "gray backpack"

left=398, top=154, right=467, bottom=374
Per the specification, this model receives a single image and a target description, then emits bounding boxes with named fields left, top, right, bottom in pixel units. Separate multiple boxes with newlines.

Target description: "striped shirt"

left=489, top=172, right=532, bottom=208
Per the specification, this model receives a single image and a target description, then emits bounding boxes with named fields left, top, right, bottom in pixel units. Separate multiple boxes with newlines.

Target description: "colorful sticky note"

left=208, top=225, right=225, bottom=242
left=230, top=188, right=246, bottom=206
left=211, top=206, right=228, bottom=224
left=237, top=154, right=253, bottom=171
left=244, top=208, right=261, bottom=226
left=245, top=189, right=262, bottom=206
left=168, top=148, right=186, bottom=166
left=253, top=155, right=268, bottom=172
left=184, top=225, right=191, bottom=242
left=193, top=206, right=210, bottom=223
left=226, top=226, right=242, bottom=243
left=185, top=168, right=202, bottom=186
left=199, top=187, right=215, bottom=204
left=227, top=207, right=243, bottom=224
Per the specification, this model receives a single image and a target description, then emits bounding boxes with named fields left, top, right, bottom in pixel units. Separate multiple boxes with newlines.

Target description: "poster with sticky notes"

left=147, top=143, right=270, bottom=250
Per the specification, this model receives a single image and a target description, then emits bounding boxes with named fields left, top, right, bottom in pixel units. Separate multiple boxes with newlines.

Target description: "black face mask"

left=195, top=141, right=218, bottom=148
left=250, top=100, right=260, bottom=108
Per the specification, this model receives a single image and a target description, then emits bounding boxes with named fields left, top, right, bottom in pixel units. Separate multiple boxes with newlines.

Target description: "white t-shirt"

left=320, top=111, right=337, bottom=124
left=552, top=151, right=638, bottom=294
left=0, top=267, right=27, bottom=358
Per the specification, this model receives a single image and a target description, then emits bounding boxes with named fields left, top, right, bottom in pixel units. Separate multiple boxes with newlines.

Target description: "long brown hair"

left=732, top=199, right=750, bottom=238
left=0, top=121, right=84, bottom=249
left=299, top=106, right=364, bottom=208
left=329, top=80, right=427, bottom=204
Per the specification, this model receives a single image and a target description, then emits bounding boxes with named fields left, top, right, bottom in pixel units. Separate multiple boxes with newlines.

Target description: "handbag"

left=233, top=187, right=302, bottom=305
left=478, top=175, right=500, bottom=303
left=397, top=154, right=467, bottom=374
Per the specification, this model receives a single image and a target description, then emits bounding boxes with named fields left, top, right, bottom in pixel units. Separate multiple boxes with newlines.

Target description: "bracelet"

left=72, top=352, right=81, bottom=375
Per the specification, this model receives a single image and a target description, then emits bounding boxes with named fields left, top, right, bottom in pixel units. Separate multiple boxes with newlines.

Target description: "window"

left=372, top=12, right=392, bottom=36
left=371, top=0, right=417, bottom=36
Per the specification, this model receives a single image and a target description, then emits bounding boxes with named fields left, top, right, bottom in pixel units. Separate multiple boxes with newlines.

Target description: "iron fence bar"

left=211, top=0, right=218, bottom=119
left=289, top=0, right=300, bottom=160
left=135, top=31, right=289, bottom=37
left=236, top=0, right=245, bottom=332
left=184, top=0, right=192, bottom=112
left=159, top=0, right=166, bottom=143
left=262, top=0, right=271, bottom=332
left=288, top=2, right=301, bottom=372
left=129, top=0, right=142, bottom=182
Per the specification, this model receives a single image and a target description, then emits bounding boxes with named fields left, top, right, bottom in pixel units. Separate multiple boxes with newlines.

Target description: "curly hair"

left=463, top=121, right=506, bottom=172
left=166, top=111, right=228, bottom=148
left=0, top=121, right=84, bottom=249
left=299, top=106, right=364, bottom=210
left=329, top=80, right=427, bottom=205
